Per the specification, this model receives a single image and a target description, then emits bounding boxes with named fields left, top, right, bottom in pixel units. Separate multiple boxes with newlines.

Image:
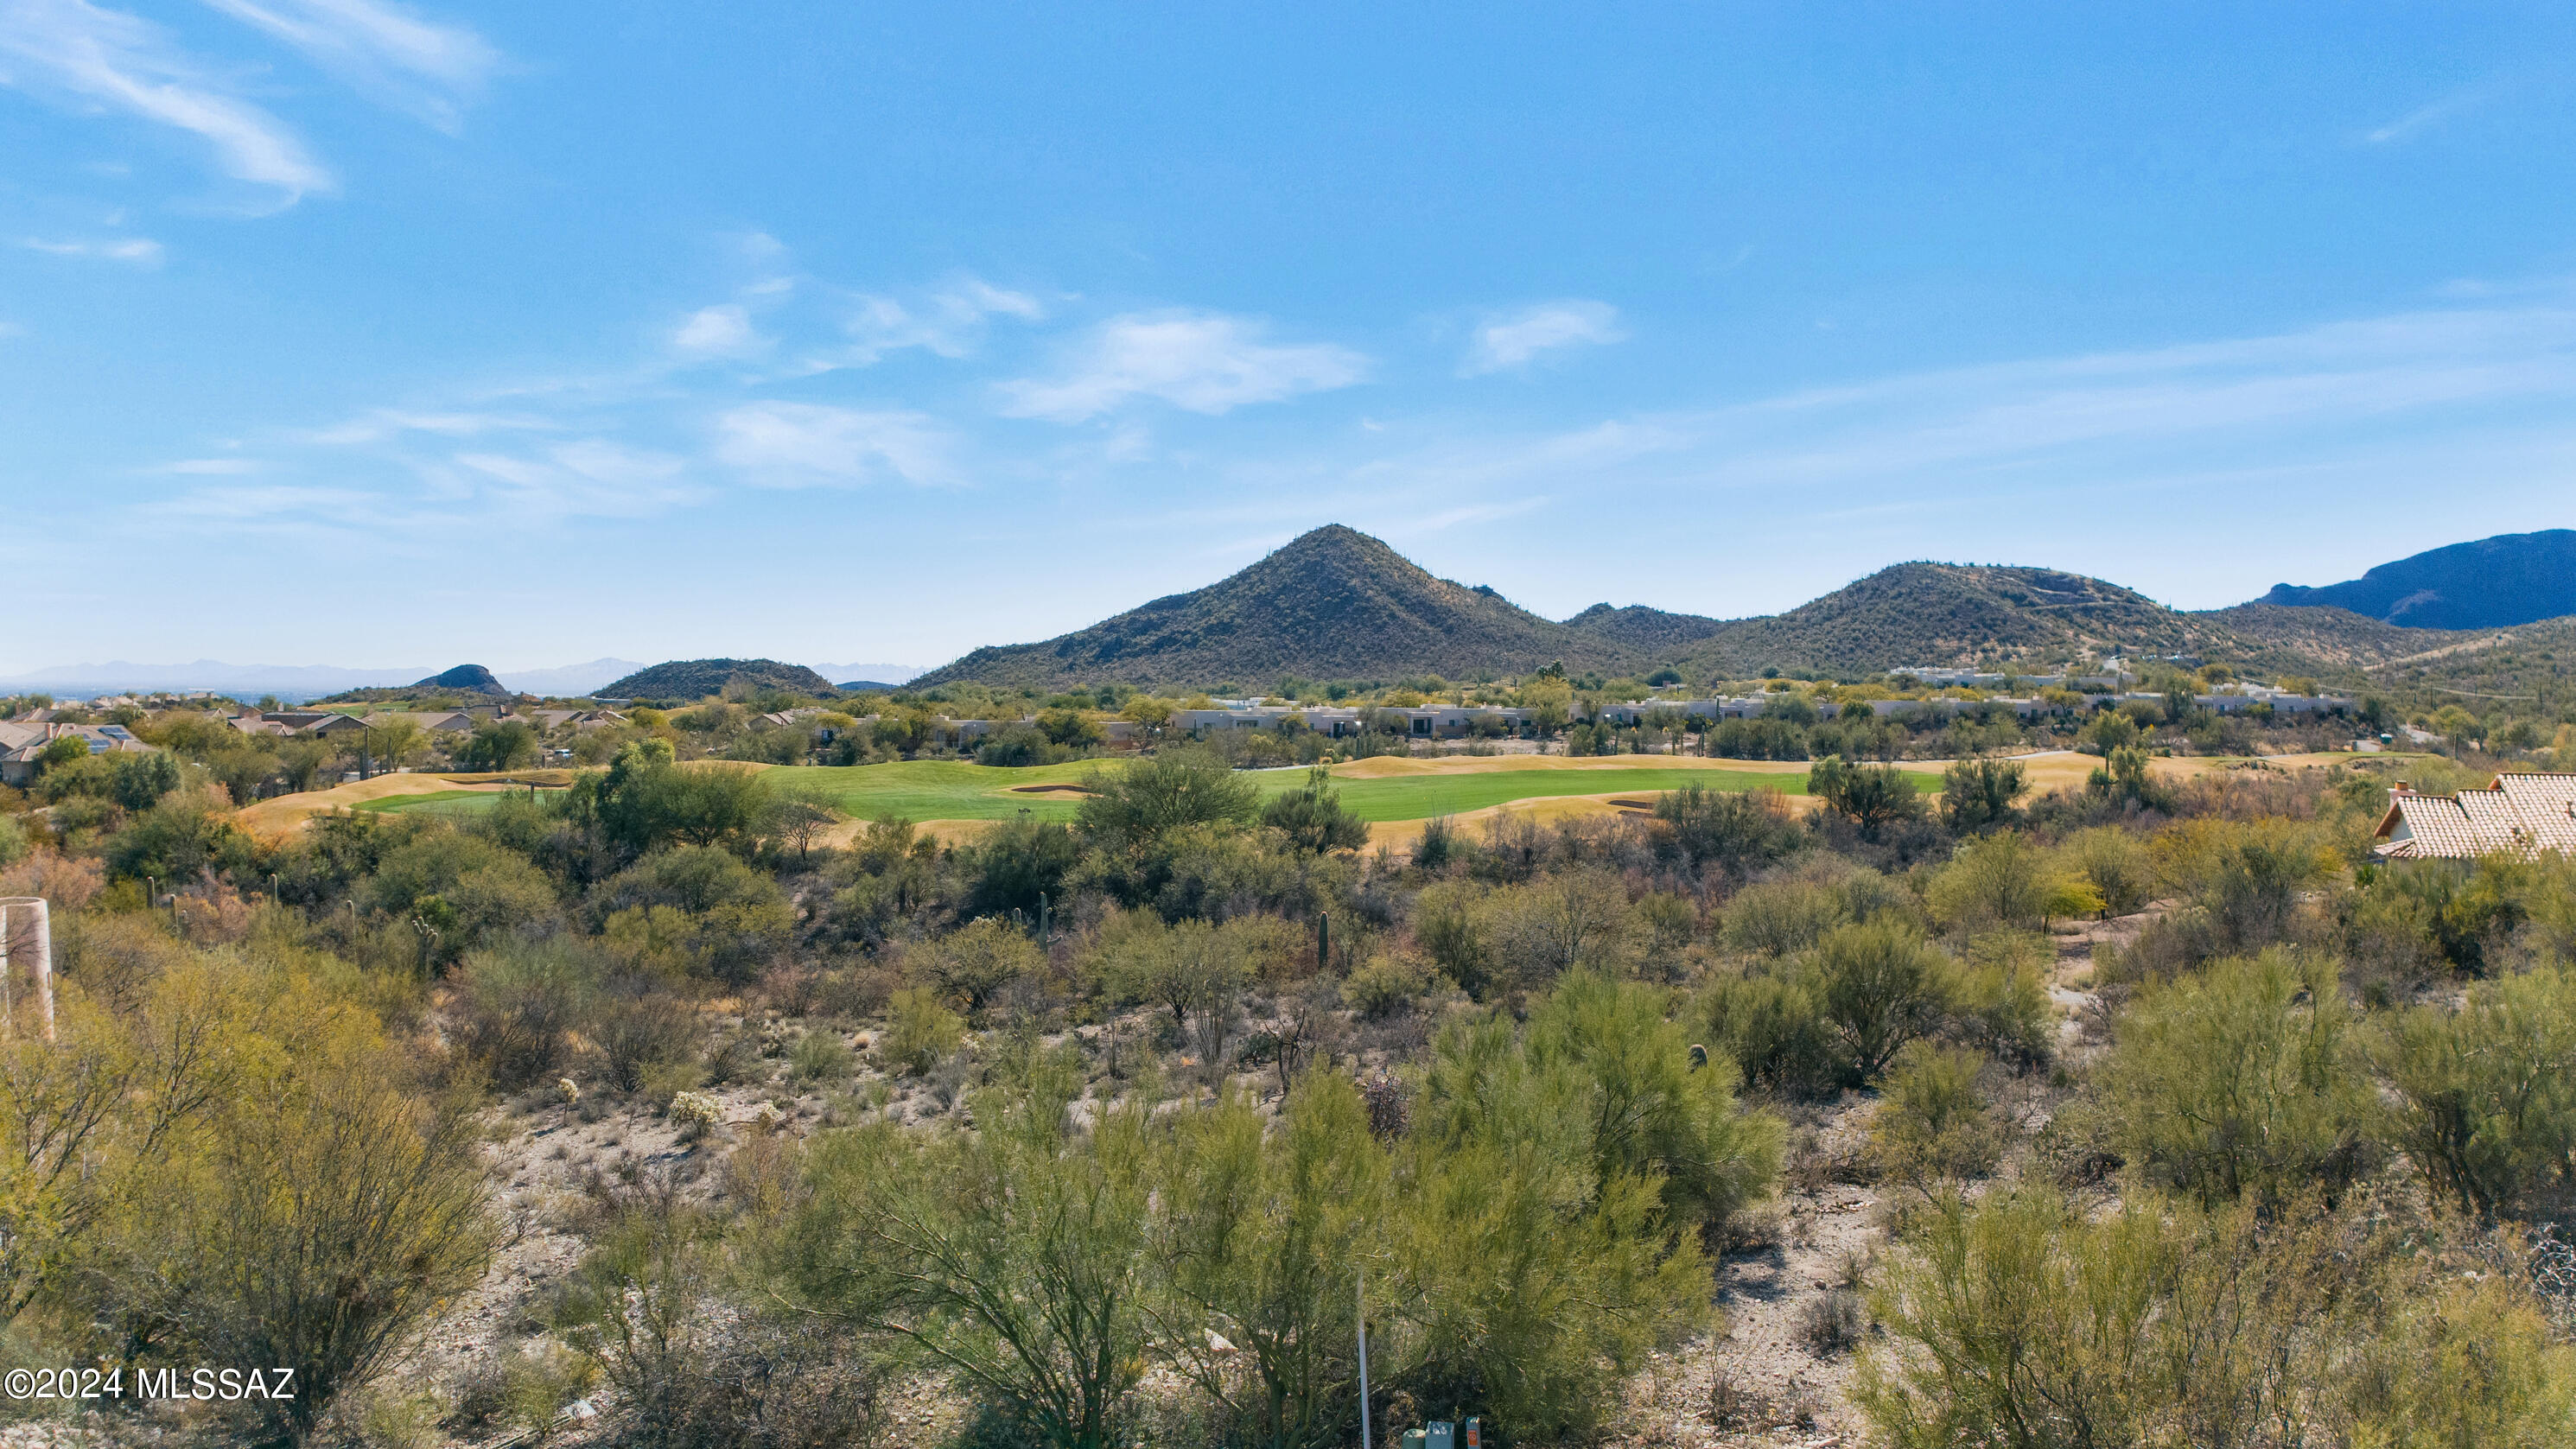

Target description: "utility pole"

left=1357, top=1265, right=1373, bottom=1449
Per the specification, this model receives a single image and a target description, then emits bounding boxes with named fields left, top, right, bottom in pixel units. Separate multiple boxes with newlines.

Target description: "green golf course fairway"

left=342, top=759, right=1948, bottom=826
left=351, top=789, right=512, bottom=817
left=765, top=759, right=1946, bottom=824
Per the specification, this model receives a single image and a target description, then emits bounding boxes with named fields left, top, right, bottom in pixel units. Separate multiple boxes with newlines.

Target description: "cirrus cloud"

left=998, top=310, right=1368, bottom=423
left=714, top=401, right=957, bottom=487
left=1463, top=299, right=1626, bottom=374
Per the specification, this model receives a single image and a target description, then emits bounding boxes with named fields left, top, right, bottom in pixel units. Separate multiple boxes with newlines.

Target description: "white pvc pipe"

left=0, top=898, right=54, bottom=1043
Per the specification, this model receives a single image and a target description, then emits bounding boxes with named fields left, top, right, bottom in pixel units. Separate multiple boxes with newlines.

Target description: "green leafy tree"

left=1938, top=757, right=2026, bottom=833
left=1809, top=753, right=1925, bottom=837
left=910, top=915, right=1044, bottom=1019
left=1077, top=750, right=1256, bottom=851
left=1258, top=766, right=1370, bottom=854
left=461, top=720, right=541, bottom=772
left=965, top=814, right=1083, bottom=917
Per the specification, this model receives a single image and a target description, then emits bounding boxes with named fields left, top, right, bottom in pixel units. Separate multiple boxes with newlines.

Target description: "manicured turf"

left=768, top=759, right=1948, bottom=824
left=351, top=789, right=507, bottom=816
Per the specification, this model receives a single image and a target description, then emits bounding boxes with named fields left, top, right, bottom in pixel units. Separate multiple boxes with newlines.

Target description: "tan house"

left=2373, top=774, right=2576, bottom=860
left=0, top=721, right=160, bottom=787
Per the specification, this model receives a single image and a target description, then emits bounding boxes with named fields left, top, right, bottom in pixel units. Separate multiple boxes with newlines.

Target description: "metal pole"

left=1357, top=1265, right=1373, bottom=1449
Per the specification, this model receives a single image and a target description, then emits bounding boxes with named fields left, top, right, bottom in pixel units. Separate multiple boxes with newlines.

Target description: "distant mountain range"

left=2255, top=529, right=2576, bottom=629
left=13, top=529, right=2566, bottom=702
left=0, top=655, right=922, bottom=702
left=0, top=657, right=651, bottom=699
left=907, top=525, right=2369, bottom=689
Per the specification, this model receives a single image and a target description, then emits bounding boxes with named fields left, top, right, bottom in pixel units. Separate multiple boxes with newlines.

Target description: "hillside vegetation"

left=602, top=658, right=837, bottom=702
left=913, top=525, right=1658, bottom=689
left=912, top=528, right=2551, bottom=690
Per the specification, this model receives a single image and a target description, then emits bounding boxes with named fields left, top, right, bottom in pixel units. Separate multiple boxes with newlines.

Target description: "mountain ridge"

left=2256, top=529, right=2576, bottom=629
left=909, top=525, right=2572, bottom=690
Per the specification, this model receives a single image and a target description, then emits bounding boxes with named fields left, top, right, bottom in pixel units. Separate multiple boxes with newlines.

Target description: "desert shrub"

left=909, top=915, right=1043, bottom=1019
left=2371, top=965, right=2576, bottom=1221
left=104, top=788, right=258, bottom=888
left=1399, top=1000, right=1740, bottom=1441
left=1523, top=971, right=1783, bottom=1236
left=1948, top=931, right=2056, bottom=1072
left=1858, top=1188, right=2576, bottom=1449
left=1150, top=1073, right=1386, bottom=1449
left=1869, top=1043, right=2000, bottom=1185
left=595, top=989, right=703, bottom=1094
left=787, top=1030, right=857, bottom=1085
left=882, top=986, right=964, bottom=1076
left=1721, top=877, right=1849, bottom=957
left=1809, top=754, right=1925, bottom=836
left=595, top=846, right=794, bottom=986
left=1699, top=969, right=1840, bottom=1098
left=2153, top=820, right=2332, bottom=957
left=1412, top=815, right=1460, bottom=871
left=963, top=816, right=1082, bottom=918
left=1413, top=880, right=1495, bottom=997
left=2341, top=1275, right=2576, bottom=1448
left=1809, top=919, right=1958, bottom=1083
left=360, top=828, right=560, bottom=967
left=2058, top=826, right=2154, bottom=917
left=1653, top=783, right=1800, bottom=873
left=109, top=1034, right=495, bottom=1446
left=2096, top=950, right=2369, bottom=1209
left=789, top=1056, right=1154, bottom=1449
left=1937, top=757, right=2027, bottom=833
left=1797, top=1289, right=1866, bottom=1357
left=1479, top=870, right=1643, bottom=988
left=455, top=938, right=604, bottom=1090
left=1925, top=830, right=2056, bottom=932
left=1344, top=952, right=1439, bottom=1020
left=562, top=1189, right=880, bottom=1449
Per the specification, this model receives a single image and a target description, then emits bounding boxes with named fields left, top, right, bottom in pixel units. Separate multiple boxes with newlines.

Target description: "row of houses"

left=225, top=707, right=627, bottom=740
left=0, top=721, right=156, bottom=788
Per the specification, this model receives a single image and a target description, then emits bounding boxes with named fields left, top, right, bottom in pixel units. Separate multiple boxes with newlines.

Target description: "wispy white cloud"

left=824, top=277, right=1044, bottom=369
left=0, top=0, right=334, bottom=199
left=1000, top=310, right=1367, bottom=423
left=154, top=456, right=259, bottom=473
left=22, top=234, right=162, bottom=264
left=672, top=304, right=764, bottom=359
left=198, top=0, right=497, bottom=130
left=714, top=402, right=956, bottom=487
left=2364, top=82, right=2503, bottom=145
left=1463, top=300, right=1626, bottom=374
left=302, top=408, right=552, bottom=444
left=447, top=440, right=700, bottom=519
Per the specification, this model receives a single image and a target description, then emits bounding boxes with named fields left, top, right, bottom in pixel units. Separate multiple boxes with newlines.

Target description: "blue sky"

left=8, top=3, right=2576, bottom=677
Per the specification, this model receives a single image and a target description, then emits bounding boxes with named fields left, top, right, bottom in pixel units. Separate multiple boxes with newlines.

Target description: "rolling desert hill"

left=601, top=658, right=838, bottom=702
left=904, top=524, right=2567, bottom=694
left=910, top=525, right=1661, bottom=690
left=2256, top=528, right=2576, bottom=629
